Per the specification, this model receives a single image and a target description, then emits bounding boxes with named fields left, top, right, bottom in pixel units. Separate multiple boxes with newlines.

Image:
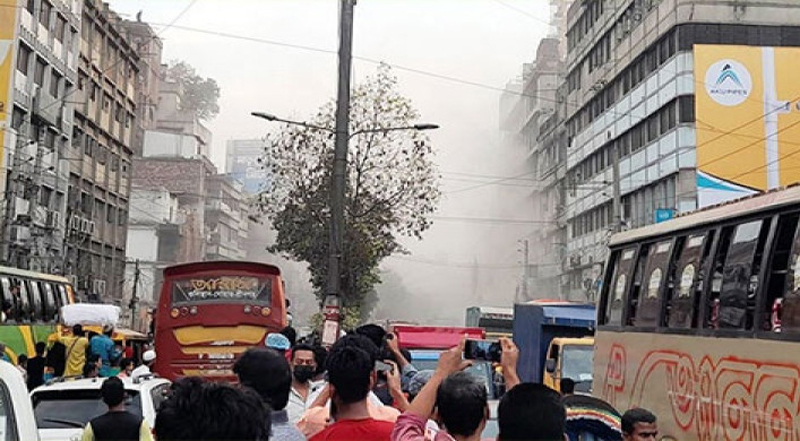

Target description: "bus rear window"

left=171, top=276, right=272, bottom=305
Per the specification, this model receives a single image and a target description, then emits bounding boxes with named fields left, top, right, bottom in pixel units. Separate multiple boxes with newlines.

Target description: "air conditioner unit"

left=9, top=226, right=31, bottom=245
left=92, top=279, right=106, bottom=296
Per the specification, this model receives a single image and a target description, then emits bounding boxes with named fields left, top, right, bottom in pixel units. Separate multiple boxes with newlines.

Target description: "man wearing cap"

left=90, top=325, right=116, bottom=377
left=131, top=350, right=155, bottom=379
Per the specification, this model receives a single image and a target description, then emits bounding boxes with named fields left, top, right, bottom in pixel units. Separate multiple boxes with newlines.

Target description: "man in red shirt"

left=309, top=337, right=394, bottom=441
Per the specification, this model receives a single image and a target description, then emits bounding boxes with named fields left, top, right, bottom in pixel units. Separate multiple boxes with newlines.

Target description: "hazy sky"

left=108, top=0, right=552, bottom=323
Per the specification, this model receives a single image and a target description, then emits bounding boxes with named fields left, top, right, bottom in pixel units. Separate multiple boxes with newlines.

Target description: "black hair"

left=326, top=344, right=373, bottom=404
left=436, top=372, right=488, bottom=437
left=332, top=334, right=379, bottom=364
left=17, top=354, right=27, bottom=365
left=621, top=408, right=657, bottom=434
left=353, top=324, right=386, bottom=350
left=101, top=377, right=125, bottom=407
left=234, top=348, right=291, bottom=411
left=498, top=383, right=565, bottom=441
left=312, top=345, right=328, bottom=375
left=72, top=324, right=84, bottom=337
left=83, top=362, right=98, bottom=377
left=560, top=378, right=576, bottom=395
left=279, top=326, right=297, bottom=347
left=87, top=353, right=100, bottom=364
left=155, top=377, right=271, bottom=441
left=291, top=344, right=316, bottom=362
left=119, top=358, right=134, bottom=370
left=34, top=342, right=46, bottom=355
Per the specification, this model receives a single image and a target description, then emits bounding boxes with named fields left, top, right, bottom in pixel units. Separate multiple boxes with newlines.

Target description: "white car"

left=31, top=375, right=171, bottom=441
left=0, top=360, right=39, bottom=441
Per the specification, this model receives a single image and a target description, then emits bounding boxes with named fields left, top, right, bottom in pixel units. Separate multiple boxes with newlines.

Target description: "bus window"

left=706, top=226, right=734, bottom=328
left=55, top=285, right=69, bottom=311
left=603, top=248, right=637, bottom=326
left=10, top=279, right=30, bottom=322
left=718, top=219, right=771, bottom=330
left=627, top=243, right=651, bottom=326
left=666, top=234, right=707, bottom=329
left=40, top=283, right=57, bottom=322
left=763, top=214, right=799, bottom=332
left=635, top=240, right=672, bottom=328
left=26, top=281, right=43, bottom=322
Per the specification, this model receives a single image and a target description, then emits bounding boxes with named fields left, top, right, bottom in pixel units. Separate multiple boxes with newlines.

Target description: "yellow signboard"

left=0, top=0, right=19, bottom=173
left=694, top=44, right=800, bottom=207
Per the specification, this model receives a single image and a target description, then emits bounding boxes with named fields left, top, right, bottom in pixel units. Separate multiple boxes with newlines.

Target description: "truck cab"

left=542, top=337, right=595, bottom=393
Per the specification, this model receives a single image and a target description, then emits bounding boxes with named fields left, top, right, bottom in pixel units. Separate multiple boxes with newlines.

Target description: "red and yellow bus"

left=596, top=186, right=800, bottom=440
left=153, top=261, right=287, bottom=381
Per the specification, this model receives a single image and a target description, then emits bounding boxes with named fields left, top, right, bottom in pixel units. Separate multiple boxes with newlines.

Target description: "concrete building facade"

left=560, top=0, right=800, bottom=299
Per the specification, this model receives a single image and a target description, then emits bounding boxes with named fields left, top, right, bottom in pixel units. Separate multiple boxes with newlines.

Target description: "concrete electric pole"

left=322, top=0, right=355, bottom=346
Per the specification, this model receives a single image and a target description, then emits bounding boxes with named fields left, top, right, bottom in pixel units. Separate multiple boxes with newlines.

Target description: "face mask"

left=293, top=365, right=315, bottom=383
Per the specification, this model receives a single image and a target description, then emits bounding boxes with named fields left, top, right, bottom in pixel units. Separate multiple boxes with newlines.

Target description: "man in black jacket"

left=81, top=377, right=151, bottom=441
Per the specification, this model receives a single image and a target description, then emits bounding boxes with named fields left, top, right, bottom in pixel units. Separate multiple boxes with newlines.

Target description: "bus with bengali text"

left=596, top=185, right=800, bottom=440
left=153, top=261, right=287, bottom=381
left=0, top=266, right=74, bottom=363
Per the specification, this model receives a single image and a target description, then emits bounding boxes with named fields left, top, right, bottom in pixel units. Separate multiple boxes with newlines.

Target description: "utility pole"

left=322, top=0, right=355, bottom=346
left=611, top=142, right=622, bottom=233
left=25, top=127, right=45, bottom=271
left=130, top=259, right=140, bottom=330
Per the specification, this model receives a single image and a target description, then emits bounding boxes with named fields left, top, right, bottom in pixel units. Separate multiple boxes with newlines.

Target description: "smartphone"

left=375, top=360, right=395, bottom=375
left=464, top=339, right=501, bottom=362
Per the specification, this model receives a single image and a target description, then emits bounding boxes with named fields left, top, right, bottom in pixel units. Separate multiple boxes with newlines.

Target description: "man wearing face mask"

left=287, top=344, right=322, bottom=424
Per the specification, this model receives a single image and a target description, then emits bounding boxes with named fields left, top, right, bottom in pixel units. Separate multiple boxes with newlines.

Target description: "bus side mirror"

left=545, top=359, right=556, bottom=373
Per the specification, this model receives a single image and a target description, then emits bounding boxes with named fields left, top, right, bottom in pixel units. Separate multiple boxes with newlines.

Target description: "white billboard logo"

left=705, top=59, right=752, bottom=106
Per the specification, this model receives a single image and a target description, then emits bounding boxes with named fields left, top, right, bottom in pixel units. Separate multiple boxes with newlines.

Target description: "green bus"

left=0, top=266, right=74, bottom=362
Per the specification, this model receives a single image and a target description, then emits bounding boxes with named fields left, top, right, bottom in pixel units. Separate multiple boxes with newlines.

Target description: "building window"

left=49, top=71, right=61, bottom=98
left=679, top=96, right=695, bottom=123
left=54, top=15, right=66, bottom=43
left=34, top=57, right=46, bottom=87
left=84, top=137, right=94, bottom=157
left=25, top=0, right=35, bottom=14
left=106, top=206, right=116, bottom=224
left=39, top=0, right=51, bottom=29
left=16, top=45, right=31, bottom=75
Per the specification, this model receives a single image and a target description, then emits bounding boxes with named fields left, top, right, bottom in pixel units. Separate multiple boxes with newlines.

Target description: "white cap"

left=142, top=350, right=156, bottom=362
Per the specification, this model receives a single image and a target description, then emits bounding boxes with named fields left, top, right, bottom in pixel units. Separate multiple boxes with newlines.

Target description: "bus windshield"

left=171, top=275, right=272, bottom=305
left=561, top=345, right=593, bottom=384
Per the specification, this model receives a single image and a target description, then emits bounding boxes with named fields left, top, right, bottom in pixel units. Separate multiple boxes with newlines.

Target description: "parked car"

left=0, top=360, right=39, bottom=441
left=31, top=375, right=170, bottom=441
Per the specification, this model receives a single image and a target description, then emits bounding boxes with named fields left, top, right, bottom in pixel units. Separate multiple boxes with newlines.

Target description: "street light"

left=252, top=110, right=438, bottom=343
left=251, top=111, right=439, bottom=138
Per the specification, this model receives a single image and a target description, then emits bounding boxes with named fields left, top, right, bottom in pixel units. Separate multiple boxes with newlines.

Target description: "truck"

left=512, top=300, right=595, bottom=393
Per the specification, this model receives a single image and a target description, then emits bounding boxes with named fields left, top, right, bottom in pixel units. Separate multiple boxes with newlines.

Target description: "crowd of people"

left=1, top=323, right=155, bottom=391
left=73, top=323, right=659, bottom=441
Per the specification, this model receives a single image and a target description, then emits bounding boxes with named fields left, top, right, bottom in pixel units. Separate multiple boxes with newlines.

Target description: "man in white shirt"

left=131, top=350, right=155, bottom=379
left=286, top=344, right=322, bottom=423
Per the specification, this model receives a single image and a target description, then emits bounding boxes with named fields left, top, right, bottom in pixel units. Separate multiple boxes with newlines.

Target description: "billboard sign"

left=694, top=45, right=800, bottom=207
left=229, top=153, right=269, bottom=194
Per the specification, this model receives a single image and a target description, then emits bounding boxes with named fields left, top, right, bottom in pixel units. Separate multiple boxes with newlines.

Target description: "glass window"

left=718, top=220, right=771, bottom=330
left=34, top=389, right=142, bottom=429
left=49, top=71, right=61, bottom=98
left=765, top=214, right=799, bottom=332
left=666, top=234, right=710, bottom=329
left=635, top=240, right=673, bottom=327
left=27, top=281, right=43, bottom=322
left=41, top=283, right=56, bottom=322
left=34, top=57, right=46, bottom=87
left=603, top=248, right=637, bottom=326
left=16, top=45, right=30, bottom=75
left=39, top=1, right=51, bottom=28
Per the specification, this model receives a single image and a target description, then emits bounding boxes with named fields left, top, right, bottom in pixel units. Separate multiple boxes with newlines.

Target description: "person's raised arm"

left=407, top=340, right=471, bottom=419
left=386, top=361, right=409, bottom=412
left=500, top=337, right=521, bottom=391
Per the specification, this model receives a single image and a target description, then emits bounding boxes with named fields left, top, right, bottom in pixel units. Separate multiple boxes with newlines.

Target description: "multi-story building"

left=225, top=139, right=269, bottom=194
left=2, top=0, right=81, bottom=273
left=120, top=15, right=162, bottom=155
left=560, top=0, right=800, bottom=299
left=66, top=0, right=138, bottom=301
left=204, top=174, right=247, bottom=261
